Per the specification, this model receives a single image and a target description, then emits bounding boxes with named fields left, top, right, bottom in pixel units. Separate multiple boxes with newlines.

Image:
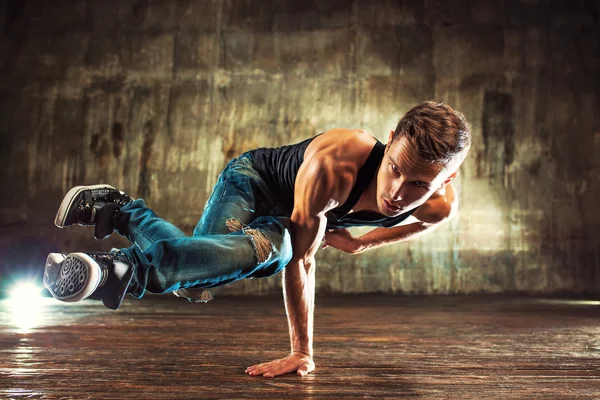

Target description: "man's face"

left=376, top=133, right=456, bottom=216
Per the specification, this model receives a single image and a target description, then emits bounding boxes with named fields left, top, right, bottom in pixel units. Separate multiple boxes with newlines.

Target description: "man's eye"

left=415, top=182, right=427, bottom=188
left=391, top=164, right=399, bottom=173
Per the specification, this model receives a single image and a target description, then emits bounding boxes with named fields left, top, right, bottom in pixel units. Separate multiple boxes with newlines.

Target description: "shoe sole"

left=54, top=184, right=115, bottom=228
left=46, top=252, right=102, bottom=302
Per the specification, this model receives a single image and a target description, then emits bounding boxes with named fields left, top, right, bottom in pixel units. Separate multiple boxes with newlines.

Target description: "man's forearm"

left=355, top=222, right=434, bottom=253
left=282, top=257, right=315, bottom=357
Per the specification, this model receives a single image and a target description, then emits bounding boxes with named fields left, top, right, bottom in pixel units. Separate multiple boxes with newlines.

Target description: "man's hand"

left=245, top=352, right=315, bottom=378
left=321, top=228, right=362, bottom=254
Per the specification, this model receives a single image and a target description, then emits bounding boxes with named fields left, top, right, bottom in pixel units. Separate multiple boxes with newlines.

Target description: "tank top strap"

left=328, top=140, right=386, bottom=221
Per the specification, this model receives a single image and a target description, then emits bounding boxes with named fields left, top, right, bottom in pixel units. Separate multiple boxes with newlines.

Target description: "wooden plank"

left=1, top=295, right=599, bottom=398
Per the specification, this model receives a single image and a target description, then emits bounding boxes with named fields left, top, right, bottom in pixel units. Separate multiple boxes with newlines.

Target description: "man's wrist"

left=352, top=237, right=366, bottom=254
left=292, top=349, right=313, bottom=358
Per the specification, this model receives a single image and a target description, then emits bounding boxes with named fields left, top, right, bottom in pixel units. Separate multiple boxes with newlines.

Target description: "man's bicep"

left=289, top=160, right=337, bottom=263
left=289, top=215, right=327, bottom=264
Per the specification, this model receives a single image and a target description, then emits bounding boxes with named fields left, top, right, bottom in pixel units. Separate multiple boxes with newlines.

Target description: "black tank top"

left=249, top=134, right=417, bottom=229
left=249, top=133, right=324, bottom=214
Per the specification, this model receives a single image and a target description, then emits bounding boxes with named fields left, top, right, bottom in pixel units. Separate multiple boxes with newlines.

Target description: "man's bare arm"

left=245, top=156, right=341, bottom=377
left=354, top=221, right=440, bottom=253
left=354, top=185, right=458, bottom=253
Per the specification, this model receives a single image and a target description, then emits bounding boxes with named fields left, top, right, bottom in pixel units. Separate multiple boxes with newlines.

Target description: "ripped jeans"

left=114, top=152, right=295, bottom=299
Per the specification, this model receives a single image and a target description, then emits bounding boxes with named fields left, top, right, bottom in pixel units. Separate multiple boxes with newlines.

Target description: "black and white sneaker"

left=54, top=185, right=133, bottom=239
left=43, top=251, right=134, bottom=310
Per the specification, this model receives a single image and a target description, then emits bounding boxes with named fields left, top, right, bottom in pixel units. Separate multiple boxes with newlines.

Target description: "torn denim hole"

left=173, top=288, right=214, bottom=303
left=226, top=217, right=273, bottom=264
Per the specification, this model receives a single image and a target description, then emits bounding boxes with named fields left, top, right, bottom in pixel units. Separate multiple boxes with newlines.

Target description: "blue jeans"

left=113, top=153, right=294, bottom=298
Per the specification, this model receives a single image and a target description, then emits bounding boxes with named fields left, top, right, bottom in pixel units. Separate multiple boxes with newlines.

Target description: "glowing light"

left=7, top=281, right=46, bottom=333
left=537, top=299, right=600, bottom=306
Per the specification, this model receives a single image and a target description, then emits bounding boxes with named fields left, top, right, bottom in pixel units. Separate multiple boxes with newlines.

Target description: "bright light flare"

left=537, top=299, right=600, bottom=306
left=7, top=281, right=46, bottom=333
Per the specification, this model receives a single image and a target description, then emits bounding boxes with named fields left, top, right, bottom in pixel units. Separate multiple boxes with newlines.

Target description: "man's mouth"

left=383, top=199, right=400, bottom=211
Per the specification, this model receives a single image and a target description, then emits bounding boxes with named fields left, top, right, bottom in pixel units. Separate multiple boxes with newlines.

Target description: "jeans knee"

left=226, top=215, right=293, bottom=267
left=226, top=217, right=273, bottom=264
left=247, top=226, right=292, bottom=278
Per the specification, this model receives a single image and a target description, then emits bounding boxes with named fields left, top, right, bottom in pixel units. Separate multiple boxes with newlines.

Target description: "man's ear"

left=438, top=171, right=459, bottom=189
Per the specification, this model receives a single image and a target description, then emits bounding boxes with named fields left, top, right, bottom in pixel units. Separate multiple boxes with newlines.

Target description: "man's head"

left=376, top=101, right=471, bottom=216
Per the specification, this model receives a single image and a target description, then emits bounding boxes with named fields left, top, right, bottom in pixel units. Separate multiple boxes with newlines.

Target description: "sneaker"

left=54, top=185, right=133, bottom=239
left=43, top=251, right=134, bottom=310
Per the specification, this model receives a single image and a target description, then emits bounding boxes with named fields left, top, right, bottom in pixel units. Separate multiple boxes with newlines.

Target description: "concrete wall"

left=1, top=0, right=598, bottom=295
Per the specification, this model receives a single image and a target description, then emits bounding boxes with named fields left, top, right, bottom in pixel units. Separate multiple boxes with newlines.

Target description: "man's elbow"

left=437, top=197, right=458, bottom=224
left=302, top=257, right=316, bottom=271
left=288, top=256, right=316, bottom=271
left=446, top=207, right=458, bottom=222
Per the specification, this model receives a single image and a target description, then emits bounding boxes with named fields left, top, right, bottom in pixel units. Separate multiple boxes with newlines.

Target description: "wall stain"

left=137, top=120, right=155, bottom=199
left=482, top=90, right=515, bottom=187
left=90, top=131, right=111, bottom=169
left=224, top=145, right=236, bottom=160
left=131, top=0, right=150, bottom=22
left=89, top=75, right=127, bottom=94
left=90, top=133, right=101, bottom=153
left=527, top=158, right=542, bottom=177
left=111, top=122, right=124, bottom=159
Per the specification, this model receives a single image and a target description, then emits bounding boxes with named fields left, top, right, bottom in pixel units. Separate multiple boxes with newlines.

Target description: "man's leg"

left=117, top=153, right=292, bottom=297
left=45, top=153, right=293, bottom=308
left=117, top=199, right=187, bottom=251
left=46, top=183, right=191, bottom=308
left=116, top=153, right=260, bottom=248
left=118, top=214, right=292, bottom=297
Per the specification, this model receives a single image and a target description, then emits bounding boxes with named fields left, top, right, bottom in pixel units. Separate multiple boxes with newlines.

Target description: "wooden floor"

left=1, top=294, right=599, bottom=399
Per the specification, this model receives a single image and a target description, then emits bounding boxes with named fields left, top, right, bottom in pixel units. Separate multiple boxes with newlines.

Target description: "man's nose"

left=390, top=181, right=406, bottom=202
left=390, top=193, right=403, bottom=202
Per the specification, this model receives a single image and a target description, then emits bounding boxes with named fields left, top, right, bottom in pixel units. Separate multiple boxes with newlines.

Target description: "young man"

left=43, top=101, right=471, bottom=378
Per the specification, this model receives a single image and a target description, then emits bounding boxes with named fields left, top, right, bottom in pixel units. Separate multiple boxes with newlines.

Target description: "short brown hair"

left=392, top=101, right=471, bottom=167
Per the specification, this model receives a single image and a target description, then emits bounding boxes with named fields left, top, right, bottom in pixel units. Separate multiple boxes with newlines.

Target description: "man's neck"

left=349, top=163, right=380, bottom=214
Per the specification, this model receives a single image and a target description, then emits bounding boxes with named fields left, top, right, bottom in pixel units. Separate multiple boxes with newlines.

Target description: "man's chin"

left=379, top=207, right=400, bottom=217
left=386, top=209, right=403, bottom=216
left=381, top=200, right=404, bottom=215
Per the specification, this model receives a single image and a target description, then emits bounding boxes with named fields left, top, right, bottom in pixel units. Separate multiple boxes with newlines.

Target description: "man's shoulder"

left=295, top=129, right=376, bottom=214
left=304, top=128, right=376, bottom=164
